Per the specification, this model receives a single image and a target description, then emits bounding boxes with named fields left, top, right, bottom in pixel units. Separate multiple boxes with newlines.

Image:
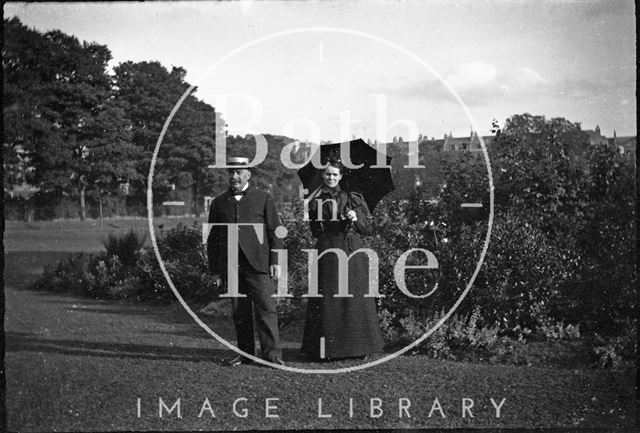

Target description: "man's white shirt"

left=233, top=182, right=249, bottom=201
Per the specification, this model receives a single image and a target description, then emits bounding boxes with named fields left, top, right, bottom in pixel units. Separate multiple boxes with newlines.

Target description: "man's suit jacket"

left=207, top=186, right=282, bottom=275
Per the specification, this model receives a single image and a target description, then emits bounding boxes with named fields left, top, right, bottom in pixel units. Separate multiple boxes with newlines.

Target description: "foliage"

left=426, top=114, right=635, bottom=337
left=135, top=223, right=217, bottom=301
left=32, top=253, right=93, bottom=294
left=538, top=320, right=581, bottom=341
left=591, top=321, right=637, bottom=369
left=473, top=211, right=582, bottom=334
left=279, top=200, right=316, bottom=297
left=378, top=308, right=401, bottom=342
left=3, top=18, right=139, bottom=219
left=102, top=229, right=147, bottom=268
left=31, top=224, right=216, bottom=303
left=385, top=306, right=500, bottom=360
left=362, top=113, right=635, bottom=344
left=84, top=255, right=127, bottom=298
left=573, top=144, right=637, bottom=332
left=3, top=193, right=146, bottom=220
left=276, top=297, right=307, bottom=328
left=4, top=19, right=229, bottom=218
left=112, top=61, right=219, bottom=215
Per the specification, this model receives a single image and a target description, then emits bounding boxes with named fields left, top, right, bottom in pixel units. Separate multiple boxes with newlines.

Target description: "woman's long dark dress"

left=301, top=188, right=384, bottom=359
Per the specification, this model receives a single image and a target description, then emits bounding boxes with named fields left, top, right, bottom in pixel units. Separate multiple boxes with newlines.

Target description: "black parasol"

left=297, top=138, right=394, bottom=212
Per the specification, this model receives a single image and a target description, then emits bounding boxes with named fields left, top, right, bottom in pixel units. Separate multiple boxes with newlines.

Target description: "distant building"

left=607, top=131, right=636, bottom=158
left=584, top=125, right=608, bottom=146
left=431, top=131, right=494, bottom=151
left=433, top=125, right=635, bottom=159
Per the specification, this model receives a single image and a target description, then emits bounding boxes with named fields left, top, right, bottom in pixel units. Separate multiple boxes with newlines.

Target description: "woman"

left=301, top=159, right=384, bottom=360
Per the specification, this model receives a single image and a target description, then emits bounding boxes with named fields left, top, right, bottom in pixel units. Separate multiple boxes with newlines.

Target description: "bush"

left=474, top=211, right=583, bottom=334
left=132, top=248, right=176, bottom=302
left=3, top=194, right=31, bottom=220
left=280, top=200, right=316, bottom=298
left=133, top=223, right=217, bottom=302
left=276, top=297, right=306, bottom=328
left=367, top=116, right=636, bottom=339
left=368, top=198, right=583, bottom=338
left=32, top=253, right=93, bottom=294
left=378, top=308, right=401, bottom=343
left=102, top=229, right=146, bottom=268
left=590, top=320, right=637, bottom=369
left=31, top=223, right=217, bottom=303
left=384, top=306, right=500, bottom=360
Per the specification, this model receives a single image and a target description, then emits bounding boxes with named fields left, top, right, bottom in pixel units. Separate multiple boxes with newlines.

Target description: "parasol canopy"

left=297, top=138, right=394, bottom=212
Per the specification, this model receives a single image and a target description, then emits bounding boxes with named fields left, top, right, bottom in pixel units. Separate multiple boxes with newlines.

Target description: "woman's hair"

left=324, top=157, right=345, bottom=174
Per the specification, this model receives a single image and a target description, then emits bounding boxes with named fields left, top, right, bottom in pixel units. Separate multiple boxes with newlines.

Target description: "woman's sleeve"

left=308, top=200, right=324, bottom=238
left=310, top=220, right=323, bottom=238
left=351, top=193, right=372, bottom=235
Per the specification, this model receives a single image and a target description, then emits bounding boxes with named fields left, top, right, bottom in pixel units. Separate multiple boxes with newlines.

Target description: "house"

left=584, top=125, right=608, bottom=146
left=435, top=131, right=494, bottom=151
left=607, top=131, right=636, bottom=158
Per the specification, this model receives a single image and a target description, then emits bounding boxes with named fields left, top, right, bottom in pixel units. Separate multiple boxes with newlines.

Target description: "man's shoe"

left=227, top=355, right=254, bottom=367
left=267, top=357, right=286, bottom=366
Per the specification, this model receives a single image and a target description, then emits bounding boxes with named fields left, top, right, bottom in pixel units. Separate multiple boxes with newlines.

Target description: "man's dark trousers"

left=231, top=251, right=281, bottom=361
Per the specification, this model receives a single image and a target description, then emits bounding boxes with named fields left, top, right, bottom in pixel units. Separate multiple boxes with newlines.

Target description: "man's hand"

left=346, top=209, right=358, bottom=221
left=212, top=274, right=223, bottom=288
left=269, top=265, right=281, bottom=280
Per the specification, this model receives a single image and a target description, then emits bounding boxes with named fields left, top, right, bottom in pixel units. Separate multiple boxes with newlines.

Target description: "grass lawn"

left=3, top=218, right=637, bottom=431
left=4, top=216, right=201, bottom=253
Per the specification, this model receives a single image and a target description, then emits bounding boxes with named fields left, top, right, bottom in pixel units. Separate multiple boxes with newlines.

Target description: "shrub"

left=386, top=306, right=500, bottom=360
left=132, top=248, right=176, bottom=302
left=478, top=211, right=583, bottom=334
left=85, top=255, right=124, bottom=298
left=108, top=275, right=143, bottom=299
left=398, top=114, right=637, bottom=339
left=32, top=253, right=93, bottom=294
left=378, top=308, right=401, bottom=342
left=31, top=223, right=217, bottom=303
left=530, top=301, right=581, bottom=340
left=133, top=223, right=217, bottom=302
left=158, top=222, right=202, bottom=260
left=276, top=297, right=306, bottom=328
left=280, top=200, right=316, bottom=298
left=102, top=229, right=146, bottom=268
left=369, top=198, right=583, bottom=337
left=590, top=320, right=637, bottom=369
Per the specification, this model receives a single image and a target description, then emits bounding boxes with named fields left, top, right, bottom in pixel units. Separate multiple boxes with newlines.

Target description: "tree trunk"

left=80, top=185, right=86, bottom=221
left=192, top=181, right=199, bottom=216
left=99, top=196, right=103, bottom=229
left=25, top=199, right=34, bottom=222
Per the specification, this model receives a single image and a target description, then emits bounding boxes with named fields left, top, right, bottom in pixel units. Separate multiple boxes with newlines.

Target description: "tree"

left=574, top=144, right=637, bottom=330
left=488, top=113, right=591, bottom=244
left=79, top=98, right=139, bottom=222
left=113, top=61, right=220, bottom=214
left=415, top=113, right=636, bottom=333
left=3, top=18, right=137, bottom=219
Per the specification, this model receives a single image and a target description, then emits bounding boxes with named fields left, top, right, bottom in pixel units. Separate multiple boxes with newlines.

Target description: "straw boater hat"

left=227, top=156, right=250, bottom=168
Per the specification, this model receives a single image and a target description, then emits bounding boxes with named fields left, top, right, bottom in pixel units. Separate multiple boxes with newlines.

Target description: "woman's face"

left=322, top=165, right=342, bottom=188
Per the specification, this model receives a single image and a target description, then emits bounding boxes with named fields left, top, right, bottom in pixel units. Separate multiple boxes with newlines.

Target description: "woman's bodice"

left=308, top=188, right=372, bottom=242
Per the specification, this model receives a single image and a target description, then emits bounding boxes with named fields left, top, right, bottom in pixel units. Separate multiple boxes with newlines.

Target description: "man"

left=207, top=156, right=284, bottom=366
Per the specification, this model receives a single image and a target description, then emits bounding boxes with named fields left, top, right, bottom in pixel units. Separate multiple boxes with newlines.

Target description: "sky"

left=5, top=0, right=636, bottom=143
